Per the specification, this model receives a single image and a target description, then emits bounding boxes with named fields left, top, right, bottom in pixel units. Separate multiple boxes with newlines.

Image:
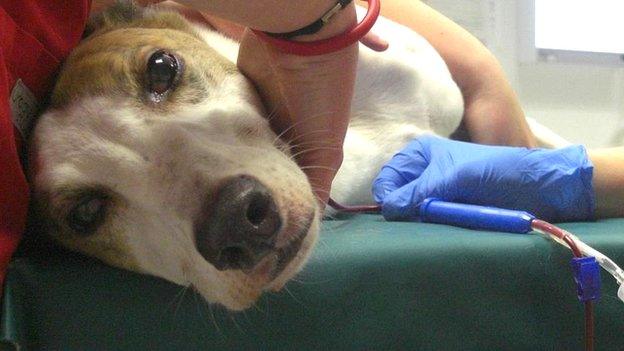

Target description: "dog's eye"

left=67, top=194, right=109, bottom=236
left=147, top=50, right=180, bottom=98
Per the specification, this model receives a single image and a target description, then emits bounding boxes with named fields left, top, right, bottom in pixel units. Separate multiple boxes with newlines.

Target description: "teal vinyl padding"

left=2, top=215, right=624, bottom=350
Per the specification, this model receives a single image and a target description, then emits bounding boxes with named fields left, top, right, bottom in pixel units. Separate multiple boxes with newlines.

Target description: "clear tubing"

left=533, top=225, right=624, bottom=302
left=564, top=231, right=624, bottom=285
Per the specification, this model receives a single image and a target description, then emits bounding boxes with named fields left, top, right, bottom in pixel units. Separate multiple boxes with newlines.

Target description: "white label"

left=9, top=79, right=39, bottom=139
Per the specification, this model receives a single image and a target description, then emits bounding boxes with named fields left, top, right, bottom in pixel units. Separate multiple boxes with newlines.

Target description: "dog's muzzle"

left=195, top=175, right=282, bottom=271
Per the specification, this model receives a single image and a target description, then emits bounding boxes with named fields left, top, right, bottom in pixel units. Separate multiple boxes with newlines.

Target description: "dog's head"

left=28, top=2, right=319, bottom=311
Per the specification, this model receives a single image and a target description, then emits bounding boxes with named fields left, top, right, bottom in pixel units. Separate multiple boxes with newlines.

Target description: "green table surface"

left=2, top=215, right=624, bottom=350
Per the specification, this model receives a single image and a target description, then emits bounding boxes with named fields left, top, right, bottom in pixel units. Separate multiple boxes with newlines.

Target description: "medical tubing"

left=531, top=219, right=594, bottom=351
left=579, top=244, right=624, bottom=285
left=585, top=302, right=594, bottom=351
left=531, top=220, right=583, bottom=257
left=327, top=198, right=381, bottom=213
left=533, top=222, right=624, bottom=288
left=419, top=198, right=535, bottom=233
left=330, top=197, right=624, bottom=289
left=330, top=198, right=603, bottom=351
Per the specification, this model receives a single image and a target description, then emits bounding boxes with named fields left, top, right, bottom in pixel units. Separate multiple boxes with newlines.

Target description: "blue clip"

left=419, top=198, right=535, bottom=234
left=570, top=257, right=601, bottom=302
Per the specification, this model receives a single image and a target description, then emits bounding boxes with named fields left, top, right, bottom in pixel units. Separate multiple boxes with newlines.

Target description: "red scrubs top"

left=0, top=1, right=90, bottom=285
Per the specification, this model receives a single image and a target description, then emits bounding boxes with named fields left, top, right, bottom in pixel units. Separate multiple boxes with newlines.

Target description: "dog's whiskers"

left=163, top=283, right=191, bottom=323
left=300, top=165, right=338, bottom=172
left=263, top=100, right=283, bottom=123
left=312, top=188, right=330, bottom=201
left=287, top=140, right=337, bottom=153
left=307, top=177, right=332, bottom=190
left=282, top=285, right=306, bottom=308
left=190, top=284, right=216, bottom=333
left=281, top=137, right=335, bottom=155
left=289, top=146, right=341, bottom=160
left=309, top=181, right=332, bottom=194
left=228, top=312, right=247, bottom=335
left=271, top=111, right=336, bottom=145
left=289, top=275, right=336, bottom=286
left=172, top=284, right=191, bottom=319
left=251, top=297, right=267, bottom=314
left=281, top=128, right=332, bottom=147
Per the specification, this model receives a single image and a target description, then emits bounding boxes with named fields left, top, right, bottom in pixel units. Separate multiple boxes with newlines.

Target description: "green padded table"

left=2, top=215, right=624, bottom=350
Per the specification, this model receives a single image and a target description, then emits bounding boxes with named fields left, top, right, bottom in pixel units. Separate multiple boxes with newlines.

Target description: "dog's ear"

left=84, top=0, right=143, bottom=38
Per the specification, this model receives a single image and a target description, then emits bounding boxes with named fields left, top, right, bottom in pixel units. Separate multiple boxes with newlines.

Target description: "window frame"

left=517, top=0, right=624, bottom=66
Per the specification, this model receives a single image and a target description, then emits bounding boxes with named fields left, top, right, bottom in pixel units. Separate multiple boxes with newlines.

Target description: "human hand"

left=237, top=7, right=359, bottom=206
left=372, top=135, right=595, bottom=222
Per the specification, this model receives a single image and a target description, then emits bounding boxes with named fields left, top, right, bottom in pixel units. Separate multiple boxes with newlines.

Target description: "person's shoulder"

left=1, top=0, right=90, bottom=61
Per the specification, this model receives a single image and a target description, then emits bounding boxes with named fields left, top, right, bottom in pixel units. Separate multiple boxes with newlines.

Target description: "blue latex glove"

left=372, top=135, right=595, bottom=222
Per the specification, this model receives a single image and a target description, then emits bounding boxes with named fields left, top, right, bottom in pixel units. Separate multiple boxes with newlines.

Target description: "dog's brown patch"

left=52, top=11, right=236, bottom=109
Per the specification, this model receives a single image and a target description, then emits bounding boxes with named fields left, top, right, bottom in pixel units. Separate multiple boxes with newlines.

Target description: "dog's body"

left=193, top=7, right=464, bottom=208
left=28, top=3, right=500, bottom=310
left=331, top=7, right=463, bottom=206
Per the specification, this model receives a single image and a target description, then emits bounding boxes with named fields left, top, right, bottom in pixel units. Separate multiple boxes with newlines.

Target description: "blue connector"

left=419, top=198, right=535, bottom=234
left=570, top=256, right=601, bottom=302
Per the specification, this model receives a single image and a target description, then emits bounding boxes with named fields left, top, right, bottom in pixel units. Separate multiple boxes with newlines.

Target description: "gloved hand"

left=372, top=135, right=595, bottom=222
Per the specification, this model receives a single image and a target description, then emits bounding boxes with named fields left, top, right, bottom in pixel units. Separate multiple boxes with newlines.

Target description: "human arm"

left=588, top=147, right=624, bottom=218
left=94, top=0, right=353, bottom=32
left=372, top=136, right=624, bottom=222
left=235, top=6, right=358, bottom=205
left=359, top=0, right=536, bottom=147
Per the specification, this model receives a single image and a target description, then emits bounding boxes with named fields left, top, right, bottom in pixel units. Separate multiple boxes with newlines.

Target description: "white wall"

left=425, top=0, right=624, bottom=147
left=518, top=64, right=623, bottom=147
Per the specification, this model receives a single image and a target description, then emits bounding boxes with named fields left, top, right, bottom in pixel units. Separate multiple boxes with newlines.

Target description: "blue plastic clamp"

left=570, top=256, right=601, bottom=302
left=419, top=198, right=536, bottom=234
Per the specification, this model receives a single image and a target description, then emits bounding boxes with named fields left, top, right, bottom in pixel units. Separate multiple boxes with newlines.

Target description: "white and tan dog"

left=29, top=2, right=482, bottom=310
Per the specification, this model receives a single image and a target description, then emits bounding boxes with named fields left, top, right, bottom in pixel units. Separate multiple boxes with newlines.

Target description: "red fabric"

left=0, top=1, right=90, bottom=285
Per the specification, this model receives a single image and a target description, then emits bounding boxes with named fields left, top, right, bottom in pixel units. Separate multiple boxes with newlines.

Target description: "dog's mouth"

left=274, top=211, right=315, bottom=279
left=244, top=210, right=315, bottom=282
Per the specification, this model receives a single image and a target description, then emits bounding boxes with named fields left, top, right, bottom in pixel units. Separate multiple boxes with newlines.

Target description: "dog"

left=27, top=2, right=532, bottom=311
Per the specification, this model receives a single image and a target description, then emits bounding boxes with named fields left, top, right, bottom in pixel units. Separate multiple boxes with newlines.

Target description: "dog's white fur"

left=30, top=5, right=558, bottom=310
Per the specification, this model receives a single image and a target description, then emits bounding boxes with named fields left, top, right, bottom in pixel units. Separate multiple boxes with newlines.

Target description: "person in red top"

left=0, top=0, right=91, bottom=284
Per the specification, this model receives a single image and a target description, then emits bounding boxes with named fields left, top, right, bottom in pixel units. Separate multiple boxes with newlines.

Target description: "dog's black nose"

left=196, top=175, right=282, bottom=271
